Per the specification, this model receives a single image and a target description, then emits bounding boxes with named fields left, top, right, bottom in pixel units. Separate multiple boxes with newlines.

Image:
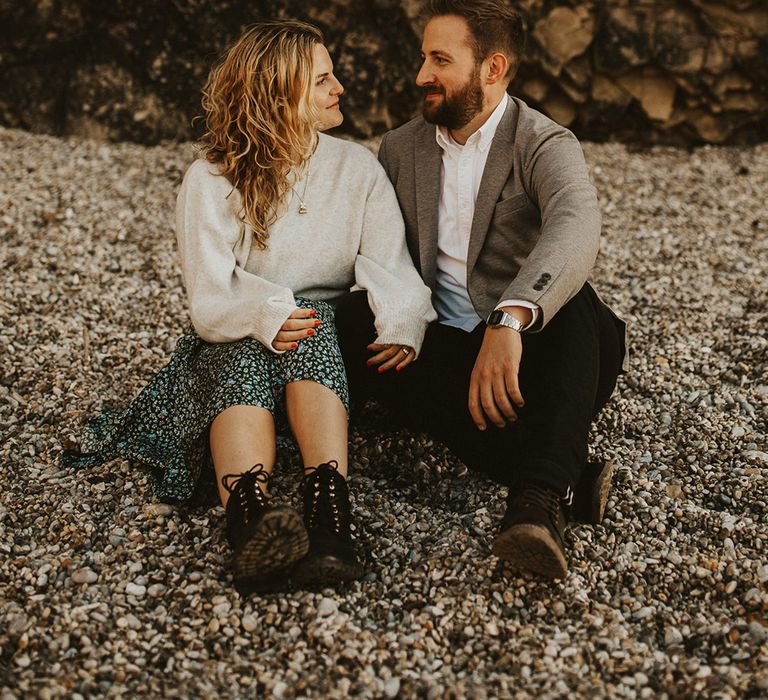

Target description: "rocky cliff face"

left=518, top=0, right=768, bottom=143
left=1, top=0, right=765, bottom=145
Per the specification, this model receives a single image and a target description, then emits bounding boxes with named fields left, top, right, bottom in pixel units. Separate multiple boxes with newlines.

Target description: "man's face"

left=416, top=15, right=485, bottom=130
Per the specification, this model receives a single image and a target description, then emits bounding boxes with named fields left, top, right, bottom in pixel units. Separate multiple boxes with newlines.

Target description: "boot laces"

left=519, top=482, right=565, bottom=523
left=222, top=464, right=270, bottom=522
left=302, top=460, right=348, bottom=535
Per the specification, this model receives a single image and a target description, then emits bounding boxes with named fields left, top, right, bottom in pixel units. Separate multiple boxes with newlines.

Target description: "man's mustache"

left=422, top=86, right=444, bottom=96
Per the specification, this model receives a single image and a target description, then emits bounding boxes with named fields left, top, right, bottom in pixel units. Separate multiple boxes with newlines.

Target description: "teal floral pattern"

left=64, top=298, right=348, bottom=503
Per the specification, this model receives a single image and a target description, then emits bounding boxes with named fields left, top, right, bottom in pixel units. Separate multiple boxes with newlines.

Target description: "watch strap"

left=487, top=309, right=524, bottom=332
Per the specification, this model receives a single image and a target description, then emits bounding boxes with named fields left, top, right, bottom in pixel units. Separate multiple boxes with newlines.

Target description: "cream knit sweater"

left=175, top=133, right=436, bottom=354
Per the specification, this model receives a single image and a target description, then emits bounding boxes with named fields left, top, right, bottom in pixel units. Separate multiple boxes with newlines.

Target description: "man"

left=335, top=0, right=626, bottom=580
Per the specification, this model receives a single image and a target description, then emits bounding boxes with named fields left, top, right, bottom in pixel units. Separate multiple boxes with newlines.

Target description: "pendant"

left=299, top=204, right=308, bottom=214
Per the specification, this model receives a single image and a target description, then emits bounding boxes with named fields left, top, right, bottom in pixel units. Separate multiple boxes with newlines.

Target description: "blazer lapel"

left=466, top=99, right=517, bottom=273
left=413, top=123, right=442, bottom=289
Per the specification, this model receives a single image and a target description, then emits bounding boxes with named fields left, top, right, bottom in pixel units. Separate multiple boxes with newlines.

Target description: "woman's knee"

left=212, top=404, right=274, bottom=428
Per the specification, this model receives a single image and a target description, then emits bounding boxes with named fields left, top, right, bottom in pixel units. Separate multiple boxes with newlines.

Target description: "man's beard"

left=421, top=67, right=484, bottom=130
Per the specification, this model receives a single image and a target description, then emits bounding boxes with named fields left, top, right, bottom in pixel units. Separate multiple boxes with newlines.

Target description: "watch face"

left=487, top=310, right=504, bottom=326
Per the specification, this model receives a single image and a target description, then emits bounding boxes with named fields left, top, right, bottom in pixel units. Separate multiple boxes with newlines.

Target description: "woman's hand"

left=366, top=343, right=415, bottom=373
left=272, top=308, right=321, bottom=351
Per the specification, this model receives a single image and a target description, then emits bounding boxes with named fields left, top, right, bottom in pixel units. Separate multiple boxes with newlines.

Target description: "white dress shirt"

left=434, top=93, right=540, bottom=331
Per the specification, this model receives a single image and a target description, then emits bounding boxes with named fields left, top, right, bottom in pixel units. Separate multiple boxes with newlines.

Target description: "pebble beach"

left=1, top=126, right=767, bottom=698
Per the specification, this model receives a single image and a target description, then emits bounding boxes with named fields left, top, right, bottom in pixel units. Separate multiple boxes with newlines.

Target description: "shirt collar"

left=435, top=93, right=509, bottom=154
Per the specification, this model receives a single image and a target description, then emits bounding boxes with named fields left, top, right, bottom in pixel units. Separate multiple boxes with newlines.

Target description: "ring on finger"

left=401, top=347, right=411, bottom=356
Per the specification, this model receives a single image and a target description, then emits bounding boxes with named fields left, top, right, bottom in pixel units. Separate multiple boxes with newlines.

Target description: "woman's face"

left=311, top=43, right=344, bottom=131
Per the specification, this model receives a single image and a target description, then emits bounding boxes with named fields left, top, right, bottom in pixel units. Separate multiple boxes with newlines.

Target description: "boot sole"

left=573, top=460, right=615, bottom=524
left=232, top=506, right=309, bottom=593
left=492, top=523, right=568, bottom=580
left=292, top=554, right=363, bottom=588
left=591, top=460, right=614, bottom=524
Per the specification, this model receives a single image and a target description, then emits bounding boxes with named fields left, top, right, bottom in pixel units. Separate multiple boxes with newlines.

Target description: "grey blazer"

left=379, top=96, right=626, bottom=363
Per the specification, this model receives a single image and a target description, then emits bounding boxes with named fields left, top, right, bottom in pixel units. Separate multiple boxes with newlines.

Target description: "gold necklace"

left=292, top=169, right=310, bottom=214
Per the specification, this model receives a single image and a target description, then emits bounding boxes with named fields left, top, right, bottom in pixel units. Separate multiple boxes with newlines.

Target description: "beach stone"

left=665, top=627, right=684, bottom=646
left=384, top=677, right=401, bottom=698
left=317, top=598, right=337, bottom=618
left=125, top=583, right=146, bottom=597
left=71, top=568, right=97, bottom=584
left=147, top=584, right=166, bottom=598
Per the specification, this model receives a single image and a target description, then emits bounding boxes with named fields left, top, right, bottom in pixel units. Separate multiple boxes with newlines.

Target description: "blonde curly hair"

left=197, top=20, right=324, bottom=248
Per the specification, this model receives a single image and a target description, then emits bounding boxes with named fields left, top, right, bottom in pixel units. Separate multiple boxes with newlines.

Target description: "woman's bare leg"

left=210, top=405, right=276, bottom=507
left=285, top=381, right=348, bottom=476
left=286, top=380, right=362, bottom=586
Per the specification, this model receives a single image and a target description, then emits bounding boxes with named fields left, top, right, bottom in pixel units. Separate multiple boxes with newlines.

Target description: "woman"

left=65, top=20, right=435, bottom=593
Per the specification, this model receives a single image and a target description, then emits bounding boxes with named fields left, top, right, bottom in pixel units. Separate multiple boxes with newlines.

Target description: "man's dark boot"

left=223, top=464, right=309, bottom=594
left=573, top=460, right=614, bottom=524
left=491, top=482, right=571, bottom=580
left=292, top=461, right=363, bottom=587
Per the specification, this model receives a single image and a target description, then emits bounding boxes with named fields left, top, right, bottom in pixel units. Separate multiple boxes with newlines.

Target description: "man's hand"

left=272, top=308, right=321, bottom=351
left=366, top=343, right=416, bottom=372
left=468, top=313, right=528, bottom=430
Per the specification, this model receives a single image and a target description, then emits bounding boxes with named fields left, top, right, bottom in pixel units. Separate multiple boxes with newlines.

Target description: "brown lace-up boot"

left=492, top=481, right=572, bottom=580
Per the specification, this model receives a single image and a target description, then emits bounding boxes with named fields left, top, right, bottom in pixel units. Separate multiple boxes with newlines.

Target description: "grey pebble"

left=125, top=582, right=146, bottom=597
left=147, top=584, right=166, bottom=598
left=633, top=607, right=654, bottom=620
left=384, top=678, right=400, bottom=698
left=664, top=627, right=684, bottom=646
left=317, top=598, right=338, bottom=617
left=743, top=450, right=768, bottom=465
left=70, top=568, right=97, bottom=585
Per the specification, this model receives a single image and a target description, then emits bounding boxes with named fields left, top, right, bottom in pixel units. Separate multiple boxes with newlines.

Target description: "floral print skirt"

left=63, top=298, right=348, bottom=503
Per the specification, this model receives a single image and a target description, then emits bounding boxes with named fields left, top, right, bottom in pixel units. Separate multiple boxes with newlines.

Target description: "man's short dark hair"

left=422, top=0, right=525, bottom=79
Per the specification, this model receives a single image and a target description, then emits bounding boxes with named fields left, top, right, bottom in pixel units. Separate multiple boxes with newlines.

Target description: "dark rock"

left=0, top=0, right=766, bottom=145
left=593, top=4, right=656, bottom=74
left=654, top=7, right=708, bottom=76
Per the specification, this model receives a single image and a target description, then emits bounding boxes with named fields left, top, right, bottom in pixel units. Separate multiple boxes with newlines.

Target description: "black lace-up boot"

left=292, top=461, right=363, bottom=587
left=491, top=482, right=572, bottom=580
left=223, top=464, right=309, bottom=594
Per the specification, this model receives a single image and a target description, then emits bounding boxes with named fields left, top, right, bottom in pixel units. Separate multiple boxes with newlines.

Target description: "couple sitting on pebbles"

left=66, top=0, right=626, bottom=593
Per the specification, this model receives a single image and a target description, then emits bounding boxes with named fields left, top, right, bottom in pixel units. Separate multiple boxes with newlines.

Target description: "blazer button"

left=542, top=273, right=551, bottom=280
left=533, top=283, right=543, bottom=291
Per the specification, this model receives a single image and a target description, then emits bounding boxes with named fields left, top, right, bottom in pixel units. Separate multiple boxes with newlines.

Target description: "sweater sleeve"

left=354, top=158, right=436, bottom=356
left=175, top=160, right=297, bottom=349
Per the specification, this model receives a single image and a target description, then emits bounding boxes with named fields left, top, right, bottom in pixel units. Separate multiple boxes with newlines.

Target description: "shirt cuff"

left=495, top=299, right=540, bottom=330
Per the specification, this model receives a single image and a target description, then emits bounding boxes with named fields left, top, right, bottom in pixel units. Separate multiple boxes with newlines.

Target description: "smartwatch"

left=486, top=309, right=525, bottom=332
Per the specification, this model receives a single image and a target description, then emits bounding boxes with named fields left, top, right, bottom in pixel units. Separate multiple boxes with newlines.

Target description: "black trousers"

left=335, top=284, right=624, bottom=494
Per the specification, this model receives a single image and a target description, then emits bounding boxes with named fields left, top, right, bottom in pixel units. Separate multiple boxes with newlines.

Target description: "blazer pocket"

left=492, top=193, right=529, bottom=222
